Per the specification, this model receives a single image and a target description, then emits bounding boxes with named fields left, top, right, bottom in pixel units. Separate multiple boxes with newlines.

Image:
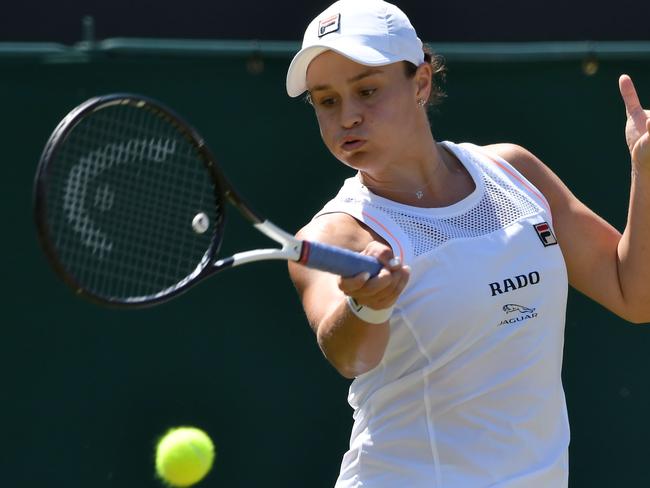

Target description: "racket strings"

left=60, top=120, right=210, bottom=296
left=44, top=103, right=221, bottom=301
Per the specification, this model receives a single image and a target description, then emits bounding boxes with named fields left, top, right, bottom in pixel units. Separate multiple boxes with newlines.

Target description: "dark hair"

left=403, top=45, right=446, bottom=107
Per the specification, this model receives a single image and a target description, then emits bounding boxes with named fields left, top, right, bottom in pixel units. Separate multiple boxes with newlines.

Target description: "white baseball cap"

left=286, top=0, right=424, bottom=97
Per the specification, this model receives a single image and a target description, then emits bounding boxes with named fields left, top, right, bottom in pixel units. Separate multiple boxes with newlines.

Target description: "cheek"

left=379, top=91, right=414, bottom=123
left=375, top=99, right=419, bottom=141
left=315, top=112, right=338, bottom=150
left=366, top=103, right=411, bottom=144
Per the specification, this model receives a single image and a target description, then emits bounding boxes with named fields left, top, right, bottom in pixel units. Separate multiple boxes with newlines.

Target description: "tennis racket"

left=33, top=93, right=382, bottom=308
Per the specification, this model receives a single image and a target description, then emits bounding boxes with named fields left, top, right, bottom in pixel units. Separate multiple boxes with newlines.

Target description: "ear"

left=414, top=62, right=433, bottom=102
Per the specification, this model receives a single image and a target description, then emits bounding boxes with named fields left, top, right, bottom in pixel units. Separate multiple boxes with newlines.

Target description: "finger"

left=356, top=267, right=393, bottom=295
left=360, top=265, right=410, bottom=306
left=619, top=74, right=643, bottom=118
left=344, top=267, right=397, bottom=306
left=372, top=266, right=411, bottom=308
left=398, top=265, right=411, bottom=290
left=389, top=265, right=411, bottom=297
left=362, top=242, right=396, bottom=266
left=387, top=255, right=402, bottom=270
left=338, top=271, right=371, bottom=295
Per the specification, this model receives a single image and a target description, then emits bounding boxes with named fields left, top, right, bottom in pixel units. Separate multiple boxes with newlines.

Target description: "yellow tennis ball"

left=155, top=427, right=215, bottom=487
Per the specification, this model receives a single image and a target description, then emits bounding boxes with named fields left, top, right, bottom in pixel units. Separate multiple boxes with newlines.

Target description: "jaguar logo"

left=503, top=304, right=536, bottom=314
left=498, top=304, right=538, bottom=327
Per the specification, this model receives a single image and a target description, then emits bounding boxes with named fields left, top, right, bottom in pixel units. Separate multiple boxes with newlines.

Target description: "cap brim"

left=286, top=41, right=396, bottom=97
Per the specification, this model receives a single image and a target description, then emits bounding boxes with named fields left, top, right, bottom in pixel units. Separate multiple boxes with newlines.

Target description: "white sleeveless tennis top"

left=315, top=141, right=569, bottom=487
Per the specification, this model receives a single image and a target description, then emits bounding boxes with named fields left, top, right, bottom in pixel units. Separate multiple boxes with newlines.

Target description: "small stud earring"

left=417, top=99, right=426, bottom=108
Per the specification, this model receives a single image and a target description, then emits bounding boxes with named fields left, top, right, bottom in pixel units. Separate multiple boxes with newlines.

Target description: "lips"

left=340, top=136, right=366, bottom=152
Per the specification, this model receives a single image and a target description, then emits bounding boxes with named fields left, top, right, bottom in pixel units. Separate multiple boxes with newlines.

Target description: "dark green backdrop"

left=2, top=40, right=649, bottom=487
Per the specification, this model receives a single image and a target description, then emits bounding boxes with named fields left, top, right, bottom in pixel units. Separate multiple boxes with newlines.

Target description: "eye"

left=317, top=96, right=338, bottom=107
left=359, top=88, right=377, bottom=98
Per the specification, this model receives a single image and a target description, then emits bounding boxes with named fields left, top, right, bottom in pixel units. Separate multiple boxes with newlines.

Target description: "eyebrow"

left=309, top=68, right=384, bottom=93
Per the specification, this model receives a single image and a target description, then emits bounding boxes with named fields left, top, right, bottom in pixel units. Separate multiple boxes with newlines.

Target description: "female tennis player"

left=286, top=0, right=650, bottom=486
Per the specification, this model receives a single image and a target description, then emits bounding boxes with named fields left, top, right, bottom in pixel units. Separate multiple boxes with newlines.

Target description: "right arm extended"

left=288, top=213, right=410, bottom=378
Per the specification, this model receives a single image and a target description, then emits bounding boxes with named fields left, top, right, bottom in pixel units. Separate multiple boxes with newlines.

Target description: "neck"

left=358, top=139, right=462, bottom=207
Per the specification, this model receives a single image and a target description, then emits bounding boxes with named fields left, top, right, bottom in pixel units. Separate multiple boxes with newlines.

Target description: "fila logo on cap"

left=318, top=13, right=340, bottom=37
left=534, top=222, right=558, bottom=247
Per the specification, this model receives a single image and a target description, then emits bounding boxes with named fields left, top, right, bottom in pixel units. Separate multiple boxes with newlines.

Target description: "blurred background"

left=2, top=1, right=650, bottom=487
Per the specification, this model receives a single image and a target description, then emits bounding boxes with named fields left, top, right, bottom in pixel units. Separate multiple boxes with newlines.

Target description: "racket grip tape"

left=299, top=241, right=383, bottom=278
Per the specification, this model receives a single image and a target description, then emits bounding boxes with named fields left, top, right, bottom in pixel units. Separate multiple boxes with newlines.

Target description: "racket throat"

left=213, top=220, right=302, bottom=271
left=254, top=220, right=303, bottom=259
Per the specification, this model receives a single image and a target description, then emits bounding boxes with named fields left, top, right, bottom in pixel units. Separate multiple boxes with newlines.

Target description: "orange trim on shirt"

left=481, top=152, right=551, bottom=215
left=362, top=211, right=406, bottom=261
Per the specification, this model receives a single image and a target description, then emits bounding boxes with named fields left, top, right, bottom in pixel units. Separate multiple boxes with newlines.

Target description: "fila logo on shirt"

left=318, top=13, right=340, bottom=37
left=534, top=221, right=558, bottom=247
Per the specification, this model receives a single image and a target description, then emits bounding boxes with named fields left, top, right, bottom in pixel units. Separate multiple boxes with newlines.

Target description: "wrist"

left=346, top=296, right=394, bottom=324
left=632, top=161, right=650, bottom=177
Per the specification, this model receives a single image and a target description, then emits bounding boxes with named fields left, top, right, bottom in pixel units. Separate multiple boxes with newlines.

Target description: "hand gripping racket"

left=33, top=94, right=382, bottom=308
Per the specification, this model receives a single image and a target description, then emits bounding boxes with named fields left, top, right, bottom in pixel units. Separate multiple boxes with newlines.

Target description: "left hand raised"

left=619, top=74, right=650, bottom=168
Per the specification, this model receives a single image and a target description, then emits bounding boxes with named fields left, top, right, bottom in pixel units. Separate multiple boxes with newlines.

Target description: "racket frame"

left=34, top=93, right=382, bottom=309
left=33, top=94, right=230, bottom=307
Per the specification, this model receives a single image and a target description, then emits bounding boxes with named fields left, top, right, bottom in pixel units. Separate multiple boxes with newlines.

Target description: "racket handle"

left=300, top=241, right=383, bottom=278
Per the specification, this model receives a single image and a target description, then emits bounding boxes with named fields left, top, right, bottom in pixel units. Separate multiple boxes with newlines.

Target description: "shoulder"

left=482, top=143, right=542, bottom=176
left=480, top=142, right=571, bottom=208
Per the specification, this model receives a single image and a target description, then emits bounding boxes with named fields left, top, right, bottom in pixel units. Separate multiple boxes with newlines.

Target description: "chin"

left=335, top=150, right=373, bottom=171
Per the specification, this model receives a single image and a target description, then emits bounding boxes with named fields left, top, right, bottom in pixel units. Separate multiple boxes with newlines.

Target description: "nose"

left=340, top=99, right=362, bottom=129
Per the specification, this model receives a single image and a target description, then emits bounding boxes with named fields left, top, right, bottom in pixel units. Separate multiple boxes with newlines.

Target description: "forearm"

left=618, top=164, right=650, bottom=322
left=316, top=296, right=390, bottom=378
left=288, top=218, right=409, bottom=377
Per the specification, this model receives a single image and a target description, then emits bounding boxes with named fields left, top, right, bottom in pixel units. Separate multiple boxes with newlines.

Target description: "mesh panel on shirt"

left=344, top=164, right=542, bottom=257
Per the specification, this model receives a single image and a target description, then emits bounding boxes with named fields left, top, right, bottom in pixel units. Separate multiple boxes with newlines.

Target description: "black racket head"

left=34, top=94, right=226, bottom=307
